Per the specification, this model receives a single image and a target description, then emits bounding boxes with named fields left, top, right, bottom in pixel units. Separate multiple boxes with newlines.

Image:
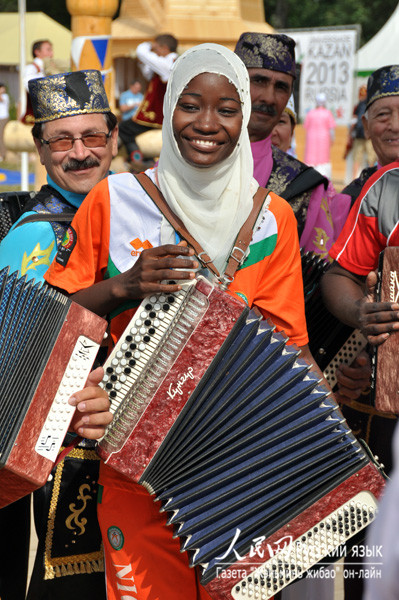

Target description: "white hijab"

left=157, top=43, right=258, bottom=274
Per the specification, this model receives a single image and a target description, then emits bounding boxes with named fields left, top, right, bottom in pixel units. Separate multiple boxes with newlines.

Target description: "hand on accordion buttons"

left=335, top=351, right=372, bottom=402
left=120, top=241, right=199, bottom=298
left=358, top=271, right=399, bottom=346
left=68, top=366, right=113, bottom=439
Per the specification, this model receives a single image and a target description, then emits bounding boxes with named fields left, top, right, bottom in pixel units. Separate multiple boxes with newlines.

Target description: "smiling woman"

left=158, top=43, right=255, bottom=273
left=44, top=43, right=313, bottom=600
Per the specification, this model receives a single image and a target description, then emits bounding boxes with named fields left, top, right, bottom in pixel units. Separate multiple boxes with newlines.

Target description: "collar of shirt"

left=251, top=135, right=273, bottom=188
left=46, top=171, right=114, bottom=209
left=33, top=57, right=44, bottom=70
left=46, top=175, right=86, bottom=209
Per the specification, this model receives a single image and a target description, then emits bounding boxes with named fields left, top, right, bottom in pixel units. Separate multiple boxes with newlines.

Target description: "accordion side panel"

left=373, top=246, right=399, bottom=413
left=97, top=283, right=247, bottom=482
left=0, top=302, right=107, bottom=508
left=203, top=462, right=385, bottom=599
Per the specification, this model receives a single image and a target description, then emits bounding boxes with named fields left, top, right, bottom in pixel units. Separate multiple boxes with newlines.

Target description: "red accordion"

left=0, top=268, right=107, bottom=508
left=373, top=246, right=399, bottom=413
left=97, top=276, right=386, bottom=597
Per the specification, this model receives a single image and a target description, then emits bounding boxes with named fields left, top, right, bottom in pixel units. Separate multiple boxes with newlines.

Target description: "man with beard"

left=234, top=32, right=345, bottom=260
left=0, top=69, right=117, bottom=600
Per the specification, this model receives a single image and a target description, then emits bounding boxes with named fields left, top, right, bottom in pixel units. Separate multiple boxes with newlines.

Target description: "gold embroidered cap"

left=28, top=70, right=110, bottom=123
left=235, top=33, right=296, bottom=78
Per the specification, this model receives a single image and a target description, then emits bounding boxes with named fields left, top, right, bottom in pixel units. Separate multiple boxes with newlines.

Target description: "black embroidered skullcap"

left=366, top=65, right=399, bottom=110
left=234, top=32, right=296, bottom=78
left=28, top=70, right=110, bottom=123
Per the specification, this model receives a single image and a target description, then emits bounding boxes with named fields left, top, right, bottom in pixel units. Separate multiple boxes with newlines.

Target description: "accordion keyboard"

left=100, top=280, right=210, bottom=451
left=35, top=335, right=101, bottom=462
left=230, top=490, right=377, bottom=599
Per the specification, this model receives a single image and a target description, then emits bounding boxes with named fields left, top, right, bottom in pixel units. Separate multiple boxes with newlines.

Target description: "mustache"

left=62, top=157, right=100, bottom=172
left=251, top=103, right=277, bottom=117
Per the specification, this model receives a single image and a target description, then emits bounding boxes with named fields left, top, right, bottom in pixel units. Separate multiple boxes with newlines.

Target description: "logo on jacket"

left=107, top=526, right=124, bottom=551
left=130, top=237, right=153, bottom=257
left=56, top=225, right=77, bottom=267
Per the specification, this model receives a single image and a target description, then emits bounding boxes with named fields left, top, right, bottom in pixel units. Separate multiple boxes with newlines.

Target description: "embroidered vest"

left=267, top=146, right=328, bottom=237
left=22, top=185, right=77, bottom=246
left=133, top=74, right=166, bottom=128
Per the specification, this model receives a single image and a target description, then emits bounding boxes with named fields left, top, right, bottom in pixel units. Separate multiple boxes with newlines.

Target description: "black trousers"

left=118, top=119, right=152, bottom=154
left=0, top=495, right=31, bottom=600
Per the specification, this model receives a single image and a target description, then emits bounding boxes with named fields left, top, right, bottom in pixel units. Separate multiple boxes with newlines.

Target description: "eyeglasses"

left=40, top=131, right=113, bottom=152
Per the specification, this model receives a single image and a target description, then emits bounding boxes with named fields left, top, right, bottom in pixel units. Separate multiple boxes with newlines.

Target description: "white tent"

left=356, top=2, right=399, bottom=75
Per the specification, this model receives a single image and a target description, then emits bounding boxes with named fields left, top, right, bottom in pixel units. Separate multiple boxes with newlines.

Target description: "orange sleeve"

left=44, top=178, right=111, bottom=294
left=230, top=192, right=308, bottom=347
left=256, top=194, right=308, bottom=345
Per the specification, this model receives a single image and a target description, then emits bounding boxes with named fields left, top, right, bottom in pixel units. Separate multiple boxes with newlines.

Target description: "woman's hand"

left=118, top=241, right=199, bottom=299
left=70, top=242, right=199, bottom=317
left=68, top=367, right=113, bottom=439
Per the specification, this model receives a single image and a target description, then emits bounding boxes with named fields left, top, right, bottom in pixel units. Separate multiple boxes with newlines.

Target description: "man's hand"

left=68, top=367, right=113, bottom=439
left=358, top=271, right=399, bottom=346
left=335, top=351, right=371, bottom=402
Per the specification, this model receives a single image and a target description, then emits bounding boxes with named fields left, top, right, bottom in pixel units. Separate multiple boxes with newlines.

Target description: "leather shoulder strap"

left=135, top=173, right=220, bottom=276
left=223, top=185, right=268, bottom=283
left=15, top=212, right=76, bottom=228
left=135, top=172, right=269, bottom=284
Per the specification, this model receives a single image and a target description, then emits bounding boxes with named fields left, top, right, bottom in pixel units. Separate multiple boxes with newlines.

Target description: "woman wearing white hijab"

left=44, top=43, right=309, bottom=600
left=157, top=42, right=257, bottom=274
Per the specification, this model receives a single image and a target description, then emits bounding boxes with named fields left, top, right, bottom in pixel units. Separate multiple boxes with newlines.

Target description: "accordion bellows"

left=0, top=268, right=107, bottom=507
left=97, top=276, right=385, bottom=597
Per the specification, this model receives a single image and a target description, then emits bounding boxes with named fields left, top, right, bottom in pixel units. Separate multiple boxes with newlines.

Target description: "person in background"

left=0, top=69, right=117, bottom=600
left=21, top=39, right=55, bottom=124
left=327, top=63, right=399, bottom=406
left=119, top=80, right=143, bottom=121
left=118, top=33, right=178, bottom=170
left=270, top=94, right=297, bottom=156
left=349, top=84, right=377, bottom=178
left=23, top=40, right=54, bottom=90
left=304, top=92, right=336, bottom=179
left=0, top=82, right=9, bottom=161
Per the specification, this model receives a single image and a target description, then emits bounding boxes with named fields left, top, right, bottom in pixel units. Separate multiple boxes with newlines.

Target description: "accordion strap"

left=135, top=172, right=268, bottom=285
left=15, top=212, right=76, bottom=227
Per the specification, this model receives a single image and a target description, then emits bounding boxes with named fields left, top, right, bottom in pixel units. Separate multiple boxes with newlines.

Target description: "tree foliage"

left=265, top=0, right=399, bottom=46
left=0, top=0, right=123, bottom=29
left=0, top=0, right=397, bottom=47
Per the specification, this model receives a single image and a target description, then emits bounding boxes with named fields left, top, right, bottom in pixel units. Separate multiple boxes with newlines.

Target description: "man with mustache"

left=235, top=33, right=342, bottom=260
left=0, top=69, right=118, bottom=281
left=0, top=69, right=116, bottom=600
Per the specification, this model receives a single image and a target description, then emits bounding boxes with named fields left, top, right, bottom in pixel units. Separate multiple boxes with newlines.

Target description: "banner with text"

left=282, top=28, right=358, bottom=125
